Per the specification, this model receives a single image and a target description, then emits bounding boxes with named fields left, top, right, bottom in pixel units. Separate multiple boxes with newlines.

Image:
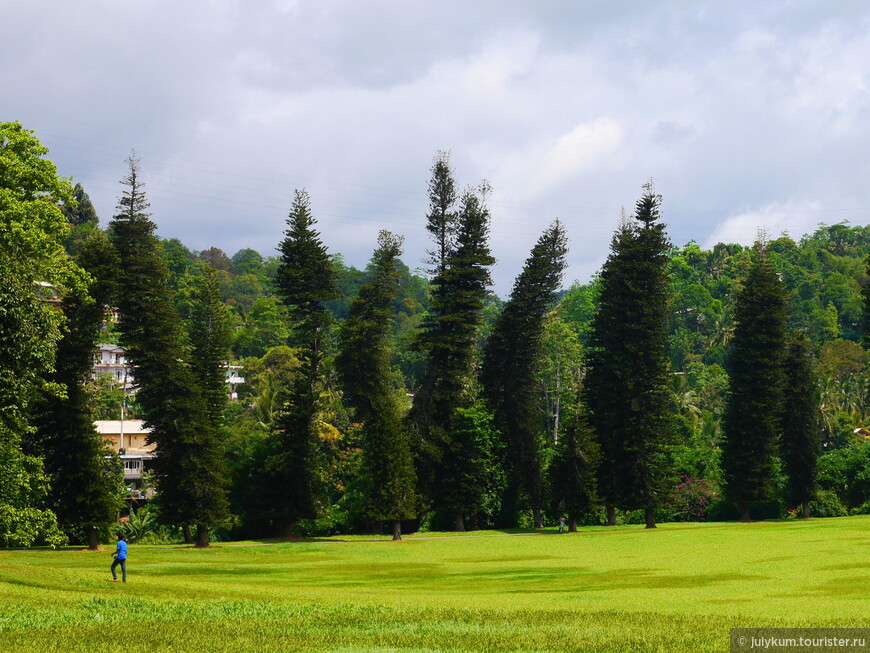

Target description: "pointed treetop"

left=634, top=180, right=662, bottom=228
left=115, top=150, right=151, bottom=221
left=425, top=150, right=458, bottom=275
left=753, top=228, right=771, bottom=257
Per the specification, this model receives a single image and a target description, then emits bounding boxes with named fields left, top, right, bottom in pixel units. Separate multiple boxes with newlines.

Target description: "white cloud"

left=703, top=199, right=825, bottom=248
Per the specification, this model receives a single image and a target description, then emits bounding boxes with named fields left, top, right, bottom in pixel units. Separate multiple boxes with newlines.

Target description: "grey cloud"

left=5, top=1, right=870, bottom=295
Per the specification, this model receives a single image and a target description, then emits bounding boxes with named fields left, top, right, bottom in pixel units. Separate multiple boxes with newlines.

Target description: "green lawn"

left=1, top=517, right=868, bottom=652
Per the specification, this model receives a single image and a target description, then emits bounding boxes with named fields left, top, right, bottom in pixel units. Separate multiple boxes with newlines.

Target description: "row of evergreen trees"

left=1, top=122, right=859, bottom=548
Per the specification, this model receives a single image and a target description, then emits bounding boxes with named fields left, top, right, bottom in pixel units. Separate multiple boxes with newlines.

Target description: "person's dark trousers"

left=111, top=558, right=127, bottom=583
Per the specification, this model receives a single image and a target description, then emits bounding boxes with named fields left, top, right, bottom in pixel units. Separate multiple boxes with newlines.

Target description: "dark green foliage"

left=269, top=189, right=339, bottom=534
left=481, top=221, right=568, bottom=527
left=584, top=220, right=634, bottom=517
left=62, top=183, right=99, bottom=226
left=189, top=264, right=233, bottom=425
left=440, top=404, right=506, bottom=530
left=808, top=489, right=849, bottom=517
left=721, top=239, right=789, bottom=520
left=584, top=185, right=675, bottom=527
left=780, top=332, right=821, bottom=516
left=412, top=186, right=495, bottom=528
left=0, top=273, right=68, bottom=548
left=620, top=188, right=675, bottom=523
left=110, top=153, right=230, bottom=542
left=337, top=232, right=417, bottom=533
left=29, top=231, right=123, bottom=546
left=816, top=442, right=870, bottom=510
left=548, top=403, right=600, bottom=530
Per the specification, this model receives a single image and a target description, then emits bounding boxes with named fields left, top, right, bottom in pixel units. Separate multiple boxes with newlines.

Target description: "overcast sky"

left=5, top=1, right=870, bottom=295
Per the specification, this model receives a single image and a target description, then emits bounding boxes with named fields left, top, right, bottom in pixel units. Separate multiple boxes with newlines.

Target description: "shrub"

left=0, top=505, right=67, bottom=548
left=851, top=500, right=870, bottom=516
left=808, top=490, right=848, bottom=518
left=817, top=443, right=870, bottom=510
left=619, top=507, right=675, bottom=525
left=666, top=476, right=721, bottom=522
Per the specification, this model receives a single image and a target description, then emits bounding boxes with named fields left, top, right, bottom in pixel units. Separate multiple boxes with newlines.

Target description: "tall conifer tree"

left=481, top=221, right=568, bottom=528
left=411, top=186, right=495, bottom=530
left=111, top=153, right=230, bottom=547
left=271, top=189, right=338, bottom=534
left=337, top=231, right=417, bottom=540
left=584, top=218, right=634, bottom=526
left=584, top=185, right=674, bottom=528
left=781, top=331, right=820, bottom=518
left=722, top=238, right=788, bottom=521
left=622, top=186, right=674, bottom=527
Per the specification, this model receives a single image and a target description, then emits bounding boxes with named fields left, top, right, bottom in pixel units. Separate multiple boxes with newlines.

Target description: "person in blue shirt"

left=111, top=533, right=128, bottom=583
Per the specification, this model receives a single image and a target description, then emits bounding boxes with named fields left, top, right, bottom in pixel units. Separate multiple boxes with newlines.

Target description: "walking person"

left=558, top=515, right=566, bottom=534
left=110, top=533, right=128, bottom=583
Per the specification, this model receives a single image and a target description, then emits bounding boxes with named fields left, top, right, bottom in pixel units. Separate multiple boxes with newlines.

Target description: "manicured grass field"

left=1, top=517, right=868, bottom=651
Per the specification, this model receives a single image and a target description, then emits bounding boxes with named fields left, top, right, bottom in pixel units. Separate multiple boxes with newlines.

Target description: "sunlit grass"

left=1, top=517, right=868, bottom=651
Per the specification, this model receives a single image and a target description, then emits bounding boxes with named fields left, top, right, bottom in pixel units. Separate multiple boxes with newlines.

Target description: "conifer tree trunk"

left=182, top=524, right=193, bottom=544
left=644, top=507, right=656, bottom=529
left=454, top=508, right=465, bottom=532
left=392, top=521, right=402, bottom=541
left=533, top=508, right=544, bottom=529
left=606, top=505, right=616, bottom=526
left=194, top=524, right=209, bottom=548
left=740, top=504, right=752, bottom=522
left=801, top=502, right=809, bottom=519
left=87, top=527, right=99, bottom=551
left=568, top=517, right=577, bottom=533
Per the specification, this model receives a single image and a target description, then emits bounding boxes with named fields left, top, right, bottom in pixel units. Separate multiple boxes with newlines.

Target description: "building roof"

left=96, top=343, right=126, bottom=353
left=94, top=420, right=151, bottom=435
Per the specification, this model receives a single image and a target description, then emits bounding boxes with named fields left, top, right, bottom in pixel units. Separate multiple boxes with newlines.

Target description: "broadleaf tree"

left=0, top=122, right=78, bottom=548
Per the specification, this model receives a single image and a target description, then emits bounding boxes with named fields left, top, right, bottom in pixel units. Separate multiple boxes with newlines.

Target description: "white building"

left=95, top=419, right=154, bottom=496
left=92, top=343, right=244, bottom=399
left=93, top=343, right=134, bottom=388
left=226, top=364, right=245, bottom=400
